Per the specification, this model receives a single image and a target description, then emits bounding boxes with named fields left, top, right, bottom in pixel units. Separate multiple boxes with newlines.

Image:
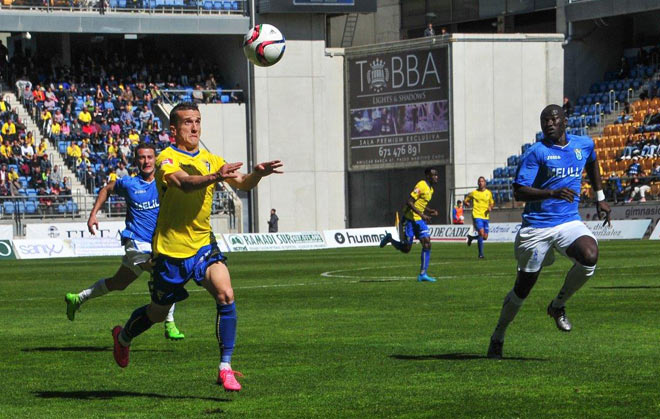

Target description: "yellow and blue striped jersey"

left=465, top=189, right=494, bottom=220
left=404, top=180, right=434, bottom=221
left=153, top=145, right=226, bottom=258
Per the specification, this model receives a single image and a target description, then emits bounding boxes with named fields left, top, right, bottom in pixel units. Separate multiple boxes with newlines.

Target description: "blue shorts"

left=403, top=219, right=430, bottom=245
left=473, top=218, right=489, bottom=234
left=149, top=243, right=226, bottom=305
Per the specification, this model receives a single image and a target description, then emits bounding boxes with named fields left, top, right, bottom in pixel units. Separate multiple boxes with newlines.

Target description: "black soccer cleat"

left=547, top=302, right=572, bottom=332
left=467, top=235, right=473, bottom=247
left=379, top=232, right=392, bottom=248
left=487, top=339, right=503, bottom=360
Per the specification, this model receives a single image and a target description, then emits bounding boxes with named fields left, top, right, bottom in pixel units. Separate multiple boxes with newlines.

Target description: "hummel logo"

left=546, top=155, right=561, bottom=160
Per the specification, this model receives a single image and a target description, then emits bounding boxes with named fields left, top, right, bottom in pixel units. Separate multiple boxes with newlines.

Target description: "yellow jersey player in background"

left=111, top=103, right=283, bottom=392
left=464, top=176, right=495, bottom=259
left=380, top=168, right=439, bottom=282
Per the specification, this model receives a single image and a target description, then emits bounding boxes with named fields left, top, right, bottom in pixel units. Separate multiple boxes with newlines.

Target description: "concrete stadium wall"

left=327, top=0, right=401, bottom=48
left=451, top=33, right=564, bottom=190
left=252, top=13, right=346, bottom=233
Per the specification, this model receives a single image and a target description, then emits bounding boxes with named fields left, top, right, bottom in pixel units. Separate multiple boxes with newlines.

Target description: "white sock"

left=78, top=279, right=109, bottom=304
left=220, top=362, right=231, bottom=371
left=551, top=263, right=596, bottom=309
left=491, top=289, right=525, bottom=342
left=165, top=304, right=176, bottom=323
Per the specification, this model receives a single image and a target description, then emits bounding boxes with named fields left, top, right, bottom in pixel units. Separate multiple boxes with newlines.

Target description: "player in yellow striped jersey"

left=111, top=103, right=283, bottom=392
left=380, top=168, right=439, bottom=282
left=464, top=176, right=495, bottom=259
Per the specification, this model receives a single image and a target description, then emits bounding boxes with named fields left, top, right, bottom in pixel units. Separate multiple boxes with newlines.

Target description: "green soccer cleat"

left=64, top=293, right=81, bottom=321
left=164, top=321, right=185, bottom=340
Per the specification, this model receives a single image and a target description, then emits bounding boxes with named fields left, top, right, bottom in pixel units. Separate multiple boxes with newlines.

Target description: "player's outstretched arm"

left=87, top=181, right=116, bottom=235
left=585, top=159, right=612, bottom=226
left=226, top=160, right=283, bottom=191
left=166, top=162, right=243, bottom=192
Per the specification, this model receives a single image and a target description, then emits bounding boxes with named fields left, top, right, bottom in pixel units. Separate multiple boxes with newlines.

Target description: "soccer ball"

left=243, top=24, right=286, bottom=67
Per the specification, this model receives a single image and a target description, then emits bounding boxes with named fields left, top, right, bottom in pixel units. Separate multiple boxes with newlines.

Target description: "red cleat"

left=112, top=326, right=130, bottom=368
left=217, top=368, right=243, bottom=392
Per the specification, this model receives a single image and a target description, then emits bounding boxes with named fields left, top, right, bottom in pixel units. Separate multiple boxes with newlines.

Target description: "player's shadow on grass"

left=390, top=353, right=546, bottom=362
left=33, top=390, right=230, bottom=403
left=22, top=346, right=174, bottom=353
left=592, top=285, right=660, bottom=290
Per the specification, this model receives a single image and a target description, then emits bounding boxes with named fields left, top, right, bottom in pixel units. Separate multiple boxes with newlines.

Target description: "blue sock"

left=121, top=305, right=154, bottom=342
left=420, top=248, right=430, bottom=275
left=216, top=302, right=237, bottom=364
left=477, top=236, right=484, bottom=256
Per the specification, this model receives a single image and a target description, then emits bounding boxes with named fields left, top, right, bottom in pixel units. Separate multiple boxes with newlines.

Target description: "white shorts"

left=121, top=239, right=152, bottom=276
left=515, top=220, right=597, bottom=272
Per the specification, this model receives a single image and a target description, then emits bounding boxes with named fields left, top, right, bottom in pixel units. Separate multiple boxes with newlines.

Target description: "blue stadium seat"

left=174, top=0, right=184, bottom=6
left=109, top=0, right=117, bottom=6
left=220, top=95, right=230, bottom=103
left=26, top=201, right=36, bottom=214
left=16, top=201, right=26, bottom=213
left=8, top=164, right=17, bottom=172
left=203, top=0, right=213, bottom=9
left=213, top=0, right=223, bottom=9
left=222, top=0, right=231, bottom=9
left=118, top=0, right=127, bottom=7
left=57, top=204, right=66, bottom=214
left=3, top=201, right=14, bottom=215
left=231, top=0, right=237, bottom=9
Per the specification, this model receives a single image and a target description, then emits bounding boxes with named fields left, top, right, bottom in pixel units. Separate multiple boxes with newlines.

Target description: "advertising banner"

left=0, top=224, right=12, bottom=240
left=346, top=46, right=450, bottom=170
left=427, top=224, right=472, bottom=242
left=0, top=240, right=15, bottom=259
left=584, top=220, right=650, bottom=240
left=324, top=227, right=399, bottom=248
left=223, top=232, right=326, bottom=252
left=70, top=238, right=124, bottom=257
left=648, top=220, right=660, bottom=240
left=25, top=221, right=125, bottom=240
left=13, top=239, right=75, bottom=259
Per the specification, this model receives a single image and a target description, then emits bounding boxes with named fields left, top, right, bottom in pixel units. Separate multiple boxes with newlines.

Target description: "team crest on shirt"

left=160, top=158, right=173, bottom=167
left=574, top=148, right=583, bottom=161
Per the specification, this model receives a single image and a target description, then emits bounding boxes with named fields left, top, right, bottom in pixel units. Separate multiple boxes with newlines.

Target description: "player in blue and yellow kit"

left=380, top=168, right=439, bottom=282
left=111, top=103, right=283, bottom=392
left=487, top=105, right=610, bottom=359
left=64, top=143, right=184, bottom=340
left=464, top=177, right=494, bottom=259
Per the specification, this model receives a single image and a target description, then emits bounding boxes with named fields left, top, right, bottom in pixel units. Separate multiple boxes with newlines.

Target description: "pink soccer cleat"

left=217, top=368, right=243, bottom=392
left=112, top=326, right=130, bottom=368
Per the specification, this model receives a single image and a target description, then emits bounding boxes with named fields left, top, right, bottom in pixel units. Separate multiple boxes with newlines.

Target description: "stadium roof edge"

left=0, top=11, right=249, bottom=34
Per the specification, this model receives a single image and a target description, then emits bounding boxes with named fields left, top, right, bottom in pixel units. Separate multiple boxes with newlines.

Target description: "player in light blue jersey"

left=64, top=143, right=184, bottom=340
left=487, top=105, right=611, bottom=359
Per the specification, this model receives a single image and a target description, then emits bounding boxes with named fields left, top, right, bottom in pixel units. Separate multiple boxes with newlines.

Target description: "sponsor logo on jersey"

left=160, top=158, right=173, bottom=167
left=546, top=155, right=561, bottom=160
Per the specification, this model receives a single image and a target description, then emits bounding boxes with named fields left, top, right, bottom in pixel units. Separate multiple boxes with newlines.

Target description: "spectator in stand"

left=61, top=176, right=72, bottom=197
left=138, top=105, right=153, bottom=129
left=11, top=139, right=22, bottom=165
left=120, top=106, right=134, bottom=129
left=78, top=108, right=92, bottom=126
left=0, top=96, right=11, bottom=120
left=626, top=173, right=651, bottom=203
left=61, top=120, right=70, bottom=139
left=20, top=138, right=34, bottom=159
left=562, top=97, right=573, bottom=116
left=0, top=163, right=6, bottom=184
left=620, top=136, right=637, bottom=160
left=192, top=84, right=204, bottom=104
left=128, top=128, right=140, bottom=146
left=606, top=172, right=622, bottom=203
left=8, top=167, right=20, bottom=196
left=38, top=186, right=54, bottom=214
left=25, top=131, right=35, bottom=147
left=40, top=153, right=52, bottom=173
left=37, top=138, right=48, bottom=157
left=230, top=83, right=243, bottom=104
left=107, top=167, right=117, bottom=184
left=51, top=164, right=62, bottom=186
left=627, top=156, right=641, bottom=176
left=50, top=120, right=62, bottom=142
left=116, top=161, right=129, bottom=178
left=30, top=166, right=45, bottom=189
left=653, top=163, right=660, bottom=181
left=0, top=179, right=9, bottom=197
left=1, top=118, right=17, bottom=142
left=158, top=130, right=170, bottom=147
left=0, top=140, right=11, bottom=164
left=640, top=133, right=659, bottom=158
left=423, top=23, right=435, bottom=37
left=67, top=141, right=82, bottom=166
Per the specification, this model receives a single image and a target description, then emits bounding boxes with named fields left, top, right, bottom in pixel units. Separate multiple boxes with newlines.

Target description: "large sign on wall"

left=345, top=45, right=450, bottom=171
left=25, top=221, right=125, bottom=240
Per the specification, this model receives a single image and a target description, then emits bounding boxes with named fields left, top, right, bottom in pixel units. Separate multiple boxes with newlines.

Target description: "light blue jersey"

left=515, top=134, right=596, bottom=228
left=114, top=175, right=159, bottom=243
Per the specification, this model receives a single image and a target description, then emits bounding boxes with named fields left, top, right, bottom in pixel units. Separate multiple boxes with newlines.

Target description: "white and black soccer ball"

left=243, top=24, right=286, bottom=67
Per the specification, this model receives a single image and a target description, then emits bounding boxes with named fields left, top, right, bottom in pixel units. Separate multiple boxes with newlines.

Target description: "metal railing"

left=0, top=189, right=237, bottom=234
left=0, top=0, right=246, bottom=15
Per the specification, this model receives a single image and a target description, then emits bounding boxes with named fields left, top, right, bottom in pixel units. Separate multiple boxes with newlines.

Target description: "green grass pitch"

left=1, top=241, right=659, bottom=418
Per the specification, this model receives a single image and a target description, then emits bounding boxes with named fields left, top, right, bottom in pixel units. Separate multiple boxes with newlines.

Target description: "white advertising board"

left=13, top=239, right=76, bottom=259
left=648, top=220, right=660, bottom=240
left=70, top=238, right=124, bottom=257
left=223, top=231, right=326, bottom=252
left=584, top=219, right=650, bottom=240
left=25, top=221, right=125, bottom=240
left=0, top=224, right=12, bottom=240
left=323, top=227, right=399, bottom=248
